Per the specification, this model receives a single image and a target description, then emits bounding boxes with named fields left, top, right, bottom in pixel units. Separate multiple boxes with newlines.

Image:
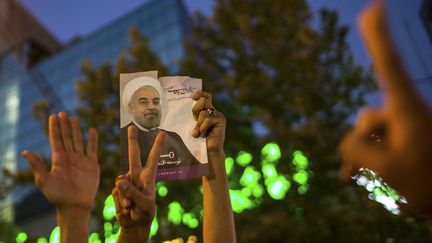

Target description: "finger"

left=191, top=91, right=212, bottom=103
left=58, top=112, right=74, bottom=151
left=117, top=179, right=155, bottom=212
left=192, top=97, right=212, bottom=120
left=86, top=128, right=99, bottom=161
left=358, top=0, right=425, bottom=114
left=70, top=117, right=84, bottom=154
left=22, top=150, right=49, bottom=187
left=198, top=113, right=223, bottom=138
left=112, top=187, right=129, bottom=215
left=355, top=107, right=386, bottom=136
left=128, top=125, right=142, bottom=174
left=143, top=132, right=166, bottom=185
left=193, top=110, right=209, bottom=138
left=116, top=180, right=147, bottom=204
left=338, top=128, right=390, bottom=181
left=48, top=114, right=63, bottom=152
left=115, top=180, right=132, bottom=210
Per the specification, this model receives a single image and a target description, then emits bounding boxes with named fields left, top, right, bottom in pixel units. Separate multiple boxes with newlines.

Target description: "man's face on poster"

left=129, top=86, right=161, bottom=129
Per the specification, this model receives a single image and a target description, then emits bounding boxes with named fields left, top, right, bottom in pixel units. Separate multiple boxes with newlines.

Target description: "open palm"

left=23, top=112, right=99, bottom=210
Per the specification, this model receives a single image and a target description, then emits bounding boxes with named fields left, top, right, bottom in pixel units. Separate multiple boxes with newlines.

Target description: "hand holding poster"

left=120, top=71, right=208, bottom=180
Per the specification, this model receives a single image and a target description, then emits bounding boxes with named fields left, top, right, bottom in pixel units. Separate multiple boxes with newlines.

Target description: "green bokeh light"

left=261, top=143, right=281, bottom=163
left=240, top=166, right=261, bottom=187
left=236, top=151, right=253, bottom=166
left=104, top=222, right=113, bottom=238
left=298, top=184, right=309, bottom=195
left=229, top=189, right=254, bottom=213
left=150, top=216, right=159, bottom=236
left=88, top=233, right=101, bottom=243
left=36, top=238, right=48, bottom=243
left=36, top=237, right=48, bottom=243
left=157, top=182, right=168, bottom=197
left=49, top=226, right=60, bottom=243
left=262, top=163, right=277, bottom=179
left=103, top=195, right=116, bottom=221
left=293, top=170, right=309, bottom=185
left=16, top=232, right=27, bottom=243
left=266, top=176, right=291, bottom=200
left=189, top=218, right=199, bottom=228
left=293, top=150, right=309, bottom=169
left=168, top=201, right=184, bottom=225
left=252, top=184, right=264, bottom=198
left=225, top=157, right=234, bottom=175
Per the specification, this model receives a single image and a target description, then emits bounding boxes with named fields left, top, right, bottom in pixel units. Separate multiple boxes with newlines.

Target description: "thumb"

left=22, top=150, right=49, bottom=187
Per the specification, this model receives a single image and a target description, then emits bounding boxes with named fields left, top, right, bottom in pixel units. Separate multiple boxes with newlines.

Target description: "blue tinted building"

left=0, top=0, right=190, bottom=236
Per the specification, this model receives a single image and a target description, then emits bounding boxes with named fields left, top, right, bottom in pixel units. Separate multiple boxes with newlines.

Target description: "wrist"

left=57, top=207, right=91, bottom=243
left=119, top=226, right=150, bottom=242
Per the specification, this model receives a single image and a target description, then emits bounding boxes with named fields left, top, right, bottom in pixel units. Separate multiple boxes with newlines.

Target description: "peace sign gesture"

left=339, top=0, right=432, bottom=215
left=112, top=125, right=166, bottom=242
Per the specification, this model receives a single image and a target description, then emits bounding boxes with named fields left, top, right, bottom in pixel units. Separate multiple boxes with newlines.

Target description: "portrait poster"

left=119, top=71, right=208, bottom=181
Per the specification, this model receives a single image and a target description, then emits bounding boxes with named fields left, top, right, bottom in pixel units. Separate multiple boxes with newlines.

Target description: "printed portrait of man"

left=120, top=76, right=202, bottom=175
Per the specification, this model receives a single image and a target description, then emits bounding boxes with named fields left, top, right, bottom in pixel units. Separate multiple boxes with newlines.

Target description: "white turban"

left=122, top=76, right=167, bottom=124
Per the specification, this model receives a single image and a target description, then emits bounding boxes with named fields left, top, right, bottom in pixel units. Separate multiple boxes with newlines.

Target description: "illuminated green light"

left=189, top=218, right=199, bottom=228
left=49, top=226, right=60, bottom=243
left=225, top=157, right=234, bottom=175
left=104, top=222, right=113, bottom=238
left=252, top=184, right=264, bottom=198
left=298, top=184, right=309, bottom=195
left=293, top=170, right=309, bottom=185
left=236, top=151, right=253, bottom=166
left=239, top=166, right=261, bottom=187
left=229, top=189, right=253, bottom=213
left=150, top=216, right=159, bottom=236
left=182, top=213, right=193, bottom=225
left=157, top=182, right=168, bottom=197
left=37, top=238, right=48, bottom=243
left=241, top=187, right=252, bottom=197
left=16, top=232, right=27, bottom=243
left=103, top=195, right=116, bottom=221
left=261, top=143, right=281, bottom=162
left=267, top=176, right=291, bottom=200
left=293, top=150, right=309, bottom=169
left=262, top=163, right=277, bottom=179
left=168, top=201, right=184, bottom=225
left=88, top=233, right=101, bottom=243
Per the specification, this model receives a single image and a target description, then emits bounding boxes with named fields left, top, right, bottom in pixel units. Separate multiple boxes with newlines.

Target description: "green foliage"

left=181, top=0, right=432, bottom=241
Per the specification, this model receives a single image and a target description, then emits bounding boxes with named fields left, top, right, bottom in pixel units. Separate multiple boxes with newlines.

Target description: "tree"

left=181, top=0, right=431, bottom=241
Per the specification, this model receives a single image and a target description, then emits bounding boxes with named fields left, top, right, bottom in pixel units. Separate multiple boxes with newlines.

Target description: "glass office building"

left=0, top=0, right=191, bottom=234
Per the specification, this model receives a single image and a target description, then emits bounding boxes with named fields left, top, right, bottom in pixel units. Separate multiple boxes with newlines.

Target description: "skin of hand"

left=191, top=91, right=236, bottom=243
left=22, top=112, right=99, bottom=243
left=112, top=126, right=166, bottom=242
left=339, top=0, right=432, bottom=216
left=191, top=91, right=226, bottom=153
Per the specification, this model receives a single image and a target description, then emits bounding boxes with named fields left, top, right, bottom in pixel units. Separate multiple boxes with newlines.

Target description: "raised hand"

left=22, top=112, right=99, bottom=210
left=191, top=91, right=226, bottom=153
left=22, top=112, right=99, bottom=243
left=112, top=125, right=166, bottom=242
left=339, top=0, right=432, bottom=215
left=191, top=91, right=236, bottom=242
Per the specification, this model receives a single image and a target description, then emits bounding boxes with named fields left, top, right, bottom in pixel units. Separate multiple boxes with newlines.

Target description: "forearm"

left=117, top=227, right=150, bottom=243
left=57, top=207, right=91, bottom=243
left=202, top=151, right=236, bottom=243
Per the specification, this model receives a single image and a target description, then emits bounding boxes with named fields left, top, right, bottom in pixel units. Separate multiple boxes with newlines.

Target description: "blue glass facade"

left=0, top=0, right=190, bottom=223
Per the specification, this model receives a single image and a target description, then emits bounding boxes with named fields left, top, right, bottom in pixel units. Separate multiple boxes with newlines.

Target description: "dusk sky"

left=17, top=0, right=370, bottom=67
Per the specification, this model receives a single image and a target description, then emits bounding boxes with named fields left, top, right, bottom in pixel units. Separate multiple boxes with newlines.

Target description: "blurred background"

left=1, top=0, right=432, bottom=242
